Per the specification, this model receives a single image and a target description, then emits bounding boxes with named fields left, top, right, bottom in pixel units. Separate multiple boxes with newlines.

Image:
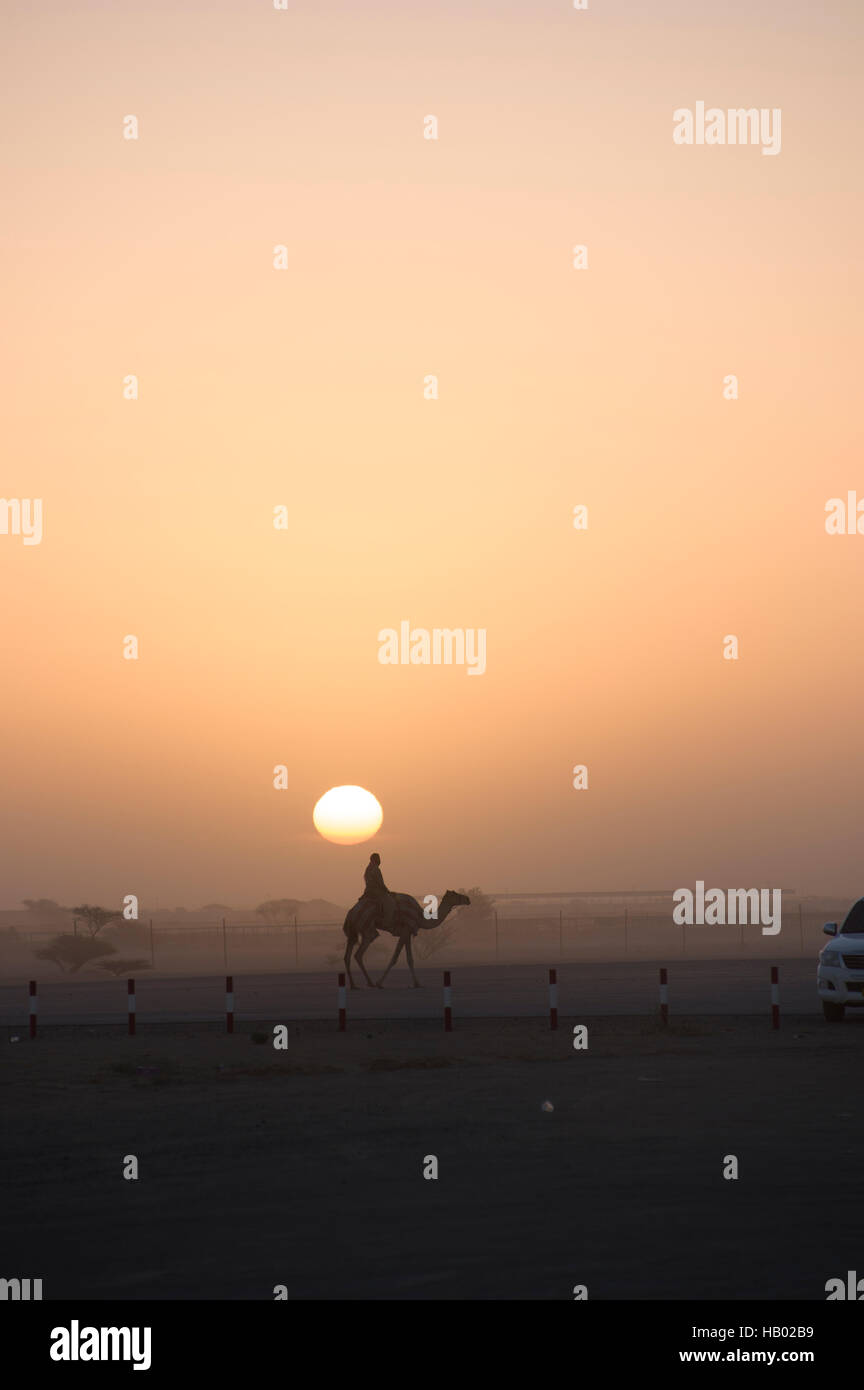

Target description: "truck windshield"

left=841, top=900, right=864, bottom=934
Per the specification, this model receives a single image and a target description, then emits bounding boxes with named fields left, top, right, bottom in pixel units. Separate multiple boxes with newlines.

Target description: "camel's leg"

left=343, top=934, right=359, bottom=990
left=405, top=936, right=421, bottom=988
left=376, top=935, right=405, bottom=987
left=354, top=935, right=377, bottom=988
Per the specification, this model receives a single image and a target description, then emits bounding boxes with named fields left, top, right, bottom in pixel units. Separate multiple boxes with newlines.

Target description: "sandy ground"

left=3, top=1012, right=862, bottom=1300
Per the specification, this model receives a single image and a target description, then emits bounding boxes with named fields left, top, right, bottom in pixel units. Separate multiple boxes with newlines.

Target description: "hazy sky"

left=2, top=0, right=863, bottom=908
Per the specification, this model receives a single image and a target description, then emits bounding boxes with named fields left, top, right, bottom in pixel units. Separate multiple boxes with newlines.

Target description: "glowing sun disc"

left=313, top=785, right=383, bottom=845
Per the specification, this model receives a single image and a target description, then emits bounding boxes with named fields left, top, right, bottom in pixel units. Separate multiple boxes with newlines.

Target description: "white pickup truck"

left=818, top=898, right=864, bottom=1021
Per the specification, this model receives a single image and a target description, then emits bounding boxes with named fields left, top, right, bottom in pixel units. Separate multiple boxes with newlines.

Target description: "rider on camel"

left=363, top=852, right=396, bottom=934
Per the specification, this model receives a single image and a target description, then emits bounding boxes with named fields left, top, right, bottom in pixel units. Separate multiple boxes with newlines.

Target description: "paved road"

left=0, top=958, right=824, bottom=1026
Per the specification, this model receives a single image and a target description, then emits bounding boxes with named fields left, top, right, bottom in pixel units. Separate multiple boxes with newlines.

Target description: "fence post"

left=443, top=971, right=452, bottom=1031
left=659, top=967, right=668, bottom=1026
left=338, top=973, right=346, bottom=1031
left=226, top=976, right=234, bottom=1033
left=294, top=914, right=299, bottom=968
left=559, top=911, right=563, bottom=959
left=222, top=917, right=228, bottom=969
left=771, top=966, right=779, bottom=1030
left=29, top=980, right=37, bottom=1039
left=494, top=911, right=499, bottom=962
left=128, top=978, right=136, bottom=1036
left=548, top=969, right=558, bottom=1029
left=149, top=918, right=155, bottom=967
left=624, top=908, right=629, bottom=953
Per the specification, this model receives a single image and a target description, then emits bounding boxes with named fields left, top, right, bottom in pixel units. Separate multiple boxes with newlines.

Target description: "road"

left=0, top=957, right=827, bottom=1027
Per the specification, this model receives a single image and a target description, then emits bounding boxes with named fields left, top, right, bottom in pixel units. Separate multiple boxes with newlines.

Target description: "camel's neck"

left=436, top=896, right=454, bottom=923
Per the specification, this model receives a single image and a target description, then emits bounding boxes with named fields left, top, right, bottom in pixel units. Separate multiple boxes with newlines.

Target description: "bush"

left=34, top=935, right=116, bottom=973
left=97, top=958, right=151, bottom=977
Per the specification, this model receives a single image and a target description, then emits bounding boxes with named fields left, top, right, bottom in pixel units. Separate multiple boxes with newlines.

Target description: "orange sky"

left=2, top=0, right=863, bottom=908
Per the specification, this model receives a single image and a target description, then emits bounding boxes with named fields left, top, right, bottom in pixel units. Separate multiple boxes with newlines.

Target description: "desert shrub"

left=34, top=935, right=116, bottom=972
left=97, top=957, right=151, bottom=977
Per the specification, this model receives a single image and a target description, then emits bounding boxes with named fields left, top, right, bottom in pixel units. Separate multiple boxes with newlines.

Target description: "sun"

left=312, top=785, right=383, bottom=845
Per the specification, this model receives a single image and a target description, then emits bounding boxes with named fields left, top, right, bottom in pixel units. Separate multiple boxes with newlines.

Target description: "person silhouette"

left=364, top=852, right=396, bottom=934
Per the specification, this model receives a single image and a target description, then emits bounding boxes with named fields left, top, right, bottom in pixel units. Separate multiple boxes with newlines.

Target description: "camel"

left=342, top=890, right=470, bottom=989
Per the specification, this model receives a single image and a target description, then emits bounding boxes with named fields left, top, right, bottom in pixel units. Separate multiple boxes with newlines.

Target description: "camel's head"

left=441, top=890, right=471, bottom=912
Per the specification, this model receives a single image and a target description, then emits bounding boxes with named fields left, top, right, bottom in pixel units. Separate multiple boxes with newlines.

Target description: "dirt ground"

left=3, top=1014, right=862, bottom=1300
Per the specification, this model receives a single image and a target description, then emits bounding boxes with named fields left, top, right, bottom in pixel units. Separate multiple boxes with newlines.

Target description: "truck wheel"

left=822, top=1001, right=845, bottom=1022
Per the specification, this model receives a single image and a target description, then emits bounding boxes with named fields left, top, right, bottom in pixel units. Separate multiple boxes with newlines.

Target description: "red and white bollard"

left=29, top=980, right=37, bottom=1040
left=127, top=978, right=136, bottom=1036
left=443, top=971, right=452, bottom=1032
left=338, top=972, right=346, bottom=1032
left=548, top=968, right=558, bottom=1030
left=225, top=975, right=234, bottom=1034
left=771, top=966, right=779, bottom=1030
left=659, top=967, right=669, bottom=1026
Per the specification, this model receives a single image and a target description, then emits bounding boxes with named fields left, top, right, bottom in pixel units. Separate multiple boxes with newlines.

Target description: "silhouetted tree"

left=454, top=887, right=494, bottom=925
left=22, top=898, right=68, bottom=920
left=256, top=899, right=301, bottom=924
left=69, top=904, right=122, bottom=936
left=35, top=935, right=116, bottom=972
left=98, top=957, right=151, bottom=977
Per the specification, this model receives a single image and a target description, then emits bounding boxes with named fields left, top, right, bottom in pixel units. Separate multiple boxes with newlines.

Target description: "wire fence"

left=2, top=904, right=835, bottom=973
